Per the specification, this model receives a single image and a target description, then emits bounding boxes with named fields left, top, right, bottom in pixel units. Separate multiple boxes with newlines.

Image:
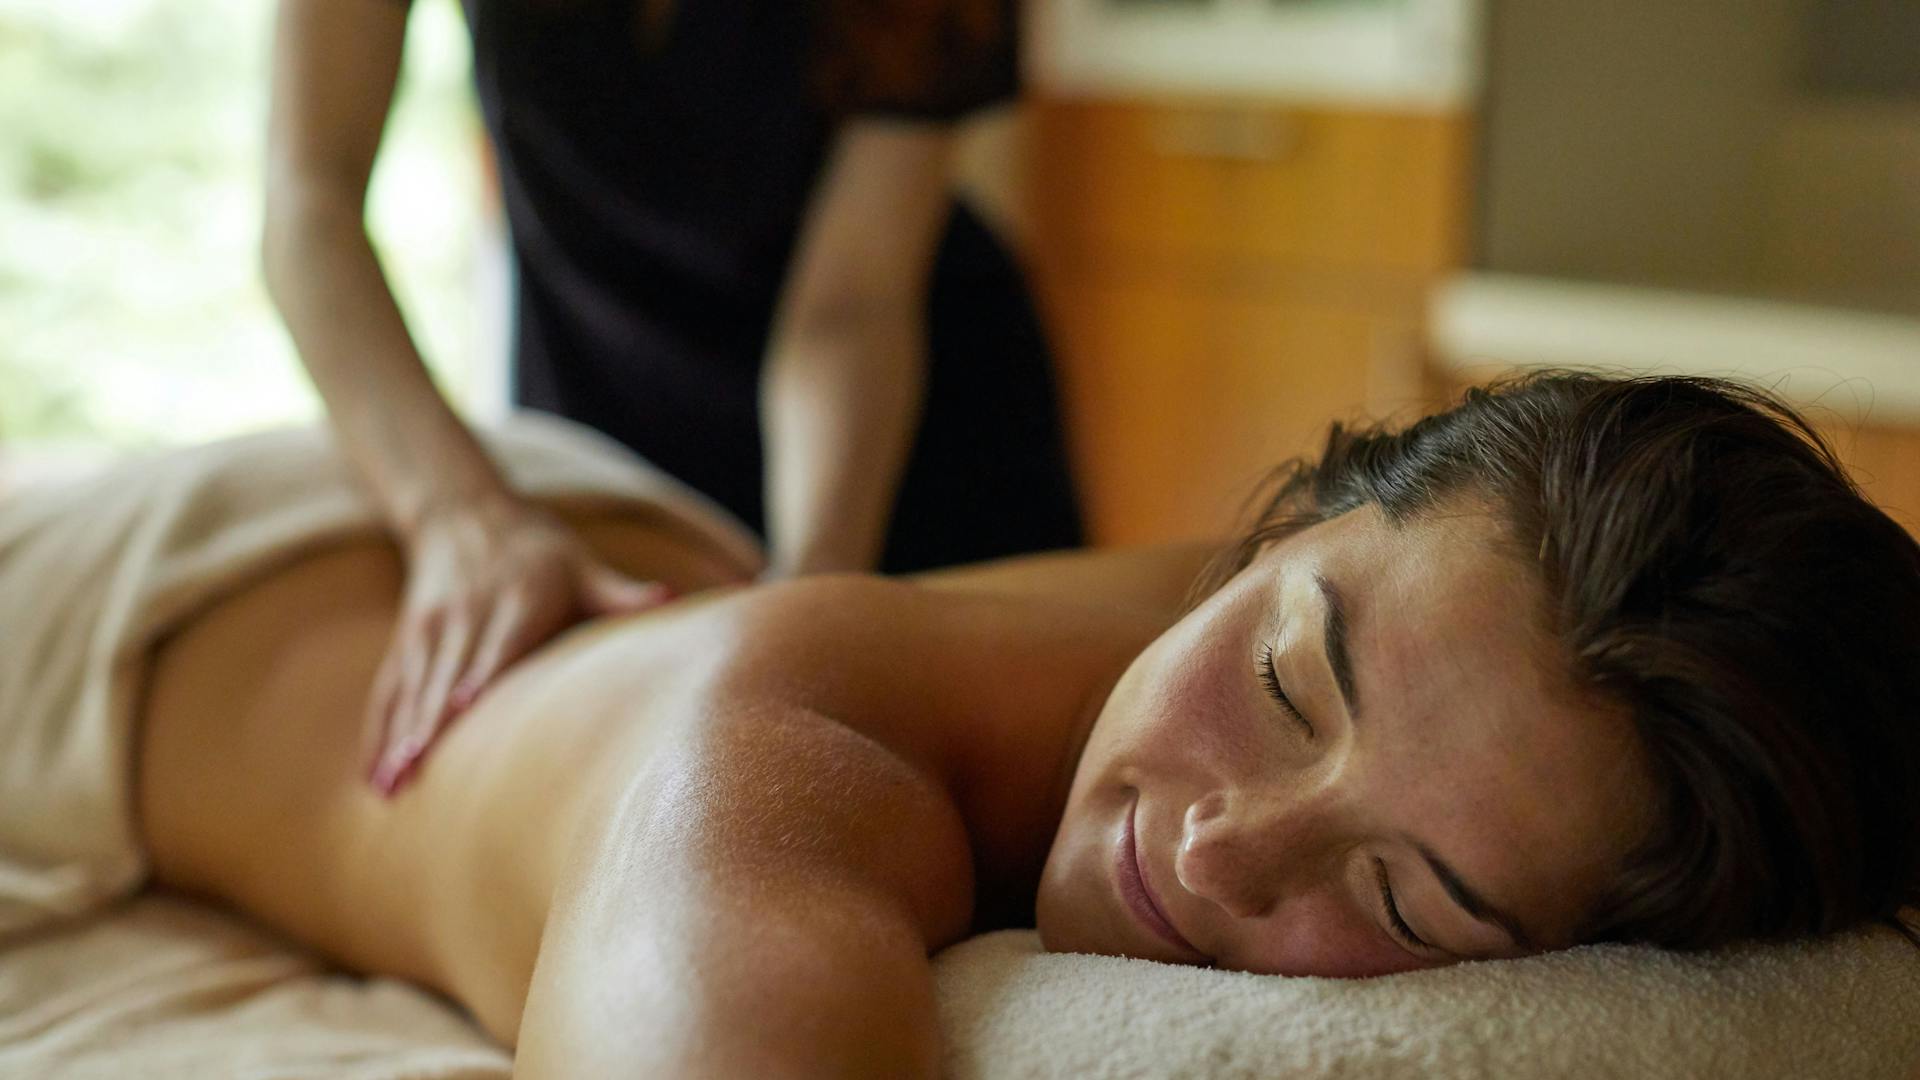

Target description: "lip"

left=1115, top=795, right=1208, bottom=961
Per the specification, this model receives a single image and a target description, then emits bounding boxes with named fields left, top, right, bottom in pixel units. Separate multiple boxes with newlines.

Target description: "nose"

left=1174, top=787, right=1330, bottom=920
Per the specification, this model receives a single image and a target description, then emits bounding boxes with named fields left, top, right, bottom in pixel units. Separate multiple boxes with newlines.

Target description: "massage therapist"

left=261, top=0, right=1081, bottom=792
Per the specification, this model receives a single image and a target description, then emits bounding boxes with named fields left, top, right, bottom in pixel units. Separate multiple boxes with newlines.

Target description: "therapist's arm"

left=263, top=0, right=503, bottom=535
left=759, top=121, right=956, bottom=578
left=262, top=0, right=668, bottom=792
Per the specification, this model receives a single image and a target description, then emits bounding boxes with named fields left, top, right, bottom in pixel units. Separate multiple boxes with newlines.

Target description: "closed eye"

left=1375, top=857, right=1436, bottom=953
left=1255, top=642, right=1314, bottom=738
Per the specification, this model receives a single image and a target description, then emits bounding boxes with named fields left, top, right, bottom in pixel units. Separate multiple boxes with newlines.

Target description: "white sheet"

left=0, top=895, right=509, bottom=1080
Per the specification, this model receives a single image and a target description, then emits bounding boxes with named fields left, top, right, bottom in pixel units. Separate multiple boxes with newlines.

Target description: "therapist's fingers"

left=445, top=591, right=535, bottom=723
left=414, top=609, right=479, bottom=754
left=366, top=617, right=429, bottom=778
left=580, top=564, right=675, bottom=616
left=444, top=565, right=670, bottom=717
left=375, top=607, right=477, bottom=796
left=361, top=630, right=408, bottom=773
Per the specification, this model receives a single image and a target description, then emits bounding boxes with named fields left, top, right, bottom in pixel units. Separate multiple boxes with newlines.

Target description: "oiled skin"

left=137, top=506, right=1206, bottom=1075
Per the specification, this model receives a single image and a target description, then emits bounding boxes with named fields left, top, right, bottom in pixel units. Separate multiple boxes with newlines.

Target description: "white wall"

left=1477, top=0, right=1920, bottom=316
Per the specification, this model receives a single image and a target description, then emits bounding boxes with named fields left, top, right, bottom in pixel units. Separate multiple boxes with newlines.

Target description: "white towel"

left=0, top=415, right=758, bottom=942
left=933, top=926, right=1920, bottom=1079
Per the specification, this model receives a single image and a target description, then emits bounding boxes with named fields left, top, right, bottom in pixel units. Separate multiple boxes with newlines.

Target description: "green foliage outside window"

left=0, top=0, right=488, bottom=449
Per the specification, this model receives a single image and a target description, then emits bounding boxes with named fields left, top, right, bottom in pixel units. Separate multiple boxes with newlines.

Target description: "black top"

left=439, top=0, right=1081, bottom=570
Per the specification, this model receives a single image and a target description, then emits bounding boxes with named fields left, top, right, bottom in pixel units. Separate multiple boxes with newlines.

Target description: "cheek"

left=1224, top=891, right=1425, bottom=979
left=1116, top=631, right=1251, bottom=763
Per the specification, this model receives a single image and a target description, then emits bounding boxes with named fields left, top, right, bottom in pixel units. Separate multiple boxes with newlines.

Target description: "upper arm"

left=266, top=0, right=411, bottom=211
left=778, top=121, right=958, bottom=326
left=661, top=703, right=976, bottom=943
left=515, top=706, right=974, bottom=1078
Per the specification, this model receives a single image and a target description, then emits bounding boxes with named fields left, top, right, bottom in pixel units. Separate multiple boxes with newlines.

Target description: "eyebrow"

left=1314, top=573, right=1360, bottom=719
left=1312, top=571, right=1534, bottom=953
left=1416, top=843, right=1535, bottom=951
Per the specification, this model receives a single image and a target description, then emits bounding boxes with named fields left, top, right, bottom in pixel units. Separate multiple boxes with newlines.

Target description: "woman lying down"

left=1, top=373, right=1915, bottom=1077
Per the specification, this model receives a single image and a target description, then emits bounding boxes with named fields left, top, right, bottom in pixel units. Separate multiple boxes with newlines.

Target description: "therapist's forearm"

left=761, top=306, right=926, bottom=577
left=263, top=188, right=515, bottom=535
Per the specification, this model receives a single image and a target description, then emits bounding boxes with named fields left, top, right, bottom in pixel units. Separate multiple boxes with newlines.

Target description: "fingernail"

left=370, top=760, right=401, bottom=797
left=449, top=683, right=477, bottom=713
left=372, top=737, right=425, bottom=798
left=387, top=753, right=425, bottom=794
left=647, top=582, right=678, bottom=604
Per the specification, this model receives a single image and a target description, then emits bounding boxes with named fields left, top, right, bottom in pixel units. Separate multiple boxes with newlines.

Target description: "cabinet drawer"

left=1030, top=99, right=1472, bottom=277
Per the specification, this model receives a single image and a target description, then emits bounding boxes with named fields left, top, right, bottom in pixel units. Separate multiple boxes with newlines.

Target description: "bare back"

left=137, top=509, right=761, bottom=1035
left=137, top=508, right=1182, bottom=1047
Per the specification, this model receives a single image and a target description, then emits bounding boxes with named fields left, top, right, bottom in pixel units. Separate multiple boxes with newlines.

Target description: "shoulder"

left=712, top=573, right=1143, bottom=726
left=627, top=588, right=983, bottom=942
left=587, top=571, right=1142, bottom=937
left=706, top=574, right=1002, bottom=755
left=690, top=569, right=1150, bottom=817
left=714, top=572, right=1051, bottom=679
left=723, top=571, right=925, bottom=635
left=684, top=571, right=1134, bottom=806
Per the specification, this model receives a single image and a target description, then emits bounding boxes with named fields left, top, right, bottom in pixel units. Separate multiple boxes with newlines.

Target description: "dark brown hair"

left=810, top=0, right=1006, bottom=114
left=1201, top=372, right=1920, bottom=949
left=628, top=1, right=1007, bottom=113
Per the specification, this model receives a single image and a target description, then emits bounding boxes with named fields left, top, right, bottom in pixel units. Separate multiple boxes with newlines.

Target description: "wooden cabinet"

left=1021, top=98, right=1917, bottom=547
left=1033, top=103, right=1469, bottom=277
left=1026, top=98, right=1472, bottom=545
left=1045, top=280, right=1370, bottom=545
left=1812, top=425, right=1920, bottom=537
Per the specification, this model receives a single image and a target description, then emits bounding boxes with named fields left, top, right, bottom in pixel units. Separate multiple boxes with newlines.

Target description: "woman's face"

left=1037, top=502, right=1657, bottom=977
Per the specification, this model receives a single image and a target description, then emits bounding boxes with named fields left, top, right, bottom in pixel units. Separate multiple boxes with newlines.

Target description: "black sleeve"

left=817, top=0, right=1020, bottom=124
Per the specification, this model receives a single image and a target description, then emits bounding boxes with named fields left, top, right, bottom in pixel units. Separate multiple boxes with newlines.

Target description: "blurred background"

left=0, top=0, right=499, bottom=464
left=4, top=0, right=1917, bottom=538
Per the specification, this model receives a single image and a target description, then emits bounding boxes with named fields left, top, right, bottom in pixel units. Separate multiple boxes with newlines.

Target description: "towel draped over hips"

left=0, top=415, right=759, bottom=943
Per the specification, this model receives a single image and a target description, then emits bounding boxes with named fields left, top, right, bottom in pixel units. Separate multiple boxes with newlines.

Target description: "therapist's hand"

left=365, top=496, right=672, bottom=796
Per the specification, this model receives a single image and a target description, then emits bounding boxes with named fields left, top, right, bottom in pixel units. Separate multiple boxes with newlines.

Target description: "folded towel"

left=933, top=926, right=1920, bottom=1079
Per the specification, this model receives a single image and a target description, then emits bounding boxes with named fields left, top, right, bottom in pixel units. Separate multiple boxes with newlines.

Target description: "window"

left=0, top=0, right=499, bottom=482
